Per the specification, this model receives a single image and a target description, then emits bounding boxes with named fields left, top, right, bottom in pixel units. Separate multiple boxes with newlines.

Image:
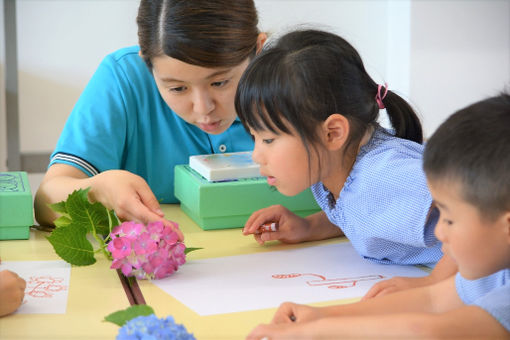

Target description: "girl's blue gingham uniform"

left=311, top=127, right=442, bottom=266
left=49, top=46, right=253, bottom=203
left=456, top=269, right=510, bottom=332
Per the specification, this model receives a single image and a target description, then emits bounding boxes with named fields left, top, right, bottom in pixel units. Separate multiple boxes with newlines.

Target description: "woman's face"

left=151, top=55, right=250, bottom=135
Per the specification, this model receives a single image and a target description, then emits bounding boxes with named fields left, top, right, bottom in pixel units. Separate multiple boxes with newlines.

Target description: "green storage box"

left=174, top=165, right=320, bottom=230
left=0, top=171, right=33, bottom=240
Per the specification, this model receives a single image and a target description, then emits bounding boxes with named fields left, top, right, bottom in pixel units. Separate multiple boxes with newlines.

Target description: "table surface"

left=0, top=205, right=351, bottom=340
left=136, top=205, right=349, bottom=340
left=0, top=229, right=131, bottom=340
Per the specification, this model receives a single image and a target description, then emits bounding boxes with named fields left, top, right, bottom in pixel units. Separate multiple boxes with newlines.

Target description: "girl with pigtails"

left=237, top=29, right=456, bottom=298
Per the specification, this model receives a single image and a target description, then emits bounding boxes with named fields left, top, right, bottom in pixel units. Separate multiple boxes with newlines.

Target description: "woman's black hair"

left=235, top=29, right=423, bottom=161
left=137, top=0, right=260, bottom=68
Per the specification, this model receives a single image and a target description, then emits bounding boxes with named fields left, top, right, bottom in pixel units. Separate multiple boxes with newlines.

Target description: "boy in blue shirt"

left=246, top=93, right=510, bottom=339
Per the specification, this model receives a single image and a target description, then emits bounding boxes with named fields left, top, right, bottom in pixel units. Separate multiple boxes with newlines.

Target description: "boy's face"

left=427, top=179, right=510, bottom=280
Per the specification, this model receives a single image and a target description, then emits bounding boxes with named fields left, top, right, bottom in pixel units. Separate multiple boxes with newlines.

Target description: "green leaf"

left=65, top=189, right=106, bottom=234
left=59, top=188, right=118, bottom=237
left=53, top=215, right=72, bottom=228
left=184, top=247, right=203, bottom=255
left=104, top=305, right=155, bottom=326
left=46, top=224, right=96, bottom=266
left=49, top=200, right=68, bottom=215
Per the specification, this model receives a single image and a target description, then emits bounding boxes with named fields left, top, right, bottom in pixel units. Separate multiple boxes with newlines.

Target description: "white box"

left=189, top=151, right=262, bottom=182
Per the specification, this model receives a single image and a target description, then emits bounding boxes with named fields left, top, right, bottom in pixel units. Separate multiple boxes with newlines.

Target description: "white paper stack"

left=189, top=151, right=262, bottom=181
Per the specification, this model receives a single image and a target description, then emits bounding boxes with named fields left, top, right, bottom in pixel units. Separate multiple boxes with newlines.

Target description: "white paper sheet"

left=0, top=260, right=71, bottom=314
left=152, top=242, right=428, bottom=315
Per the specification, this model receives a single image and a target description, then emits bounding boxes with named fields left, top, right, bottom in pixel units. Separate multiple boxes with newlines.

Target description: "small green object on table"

left=174, top=165, right=320, bottom=230
left=0, top=171, right=33, bottom=240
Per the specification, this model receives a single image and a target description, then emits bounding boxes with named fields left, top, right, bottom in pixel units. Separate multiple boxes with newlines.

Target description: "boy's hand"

left=242, top=205, right=311, bottom=245
left=362, top=275, right=434, bottom=300
left=247, top=315, right=329, bottom=340
left=246, top=323, right=294, bottom=340
left=0, top=270, right=26, bottom=317
left=271, top=302, right=324, bottom=324
left=363, top=254, right=458, bottom=300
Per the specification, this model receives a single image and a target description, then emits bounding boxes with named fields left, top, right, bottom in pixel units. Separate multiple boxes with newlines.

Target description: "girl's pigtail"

left=383, top=90, right=423, bottom=144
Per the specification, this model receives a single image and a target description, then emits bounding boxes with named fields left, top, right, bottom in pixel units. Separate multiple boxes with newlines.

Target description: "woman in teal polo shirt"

left=34, top=0, right=266, bottom=233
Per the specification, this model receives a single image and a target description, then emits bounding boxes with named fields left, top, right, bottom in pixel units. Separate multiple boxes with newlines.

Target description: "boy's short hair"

left=423, top=92, right=510, bottom=220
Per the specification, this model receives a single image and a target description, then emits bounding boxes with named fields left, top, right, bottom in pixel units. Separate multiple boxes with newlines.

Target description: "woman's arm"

left=34, top=164, right=182, bottom=239
left=35, top=164, right=91, bottom=225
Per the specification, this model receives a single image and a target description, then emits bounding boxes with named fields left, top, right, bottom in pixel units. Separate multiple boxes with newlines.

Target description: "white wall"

left=2, top=0, right=509, bottom=171
left=410, top=0, right=510, bottom=136
left=16, top=0, right=139, bottom=153
left=258, top=1, right=404, bottom=84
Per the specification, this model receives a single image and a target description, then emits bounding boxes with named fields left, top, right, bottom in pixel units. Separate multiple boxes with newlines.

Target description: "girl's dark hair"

left=137, top=0, right=260, bottom=68
left=235, top=29, right=423, bottom=160
left=423, top=92, right=510, bottom=220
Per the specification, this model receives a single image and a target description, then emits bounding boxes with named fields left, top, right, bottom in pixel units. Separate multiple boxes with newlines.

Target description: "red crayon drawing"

left=272, top=273, right=384, bottom=289
left=26, top=276, right=67, bottom=298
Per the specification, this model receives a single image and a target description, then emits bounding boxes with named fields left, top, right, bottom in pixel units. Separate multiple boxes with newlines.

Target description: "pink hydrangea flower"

left=107, top=221, right=186, bottom=280
left=109, top=237, right=132, bottom=259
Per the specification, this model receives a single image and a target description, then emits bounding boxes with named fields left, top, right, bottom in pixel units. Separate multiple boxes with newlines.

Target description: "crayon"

left=256, top=221, right=278, bottom=234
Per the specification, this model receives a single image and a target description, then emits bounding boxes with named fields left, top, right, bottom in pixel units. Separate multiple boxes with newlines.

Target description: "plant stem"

left=105, top=208, right=114, bottom=243
left=91, top=225, right=112, bottom=261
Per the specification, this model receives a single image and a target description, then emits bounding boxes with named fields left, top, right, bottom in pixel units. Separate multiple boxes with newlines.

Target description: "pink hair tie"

left=375, top=83, right=388, bottom=109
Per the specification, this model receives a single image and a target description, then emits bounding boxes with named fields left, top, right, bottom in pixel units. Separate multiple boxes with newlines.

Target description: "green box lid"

left=175, top=165, right=320, bottom=230
left=0, top=172, right=33, bottom=239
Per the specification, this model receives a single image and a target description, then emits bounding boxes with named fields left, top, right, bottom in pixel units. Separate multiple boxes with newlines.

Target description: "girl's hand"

left=271, top=302, right=325, bottom=324
left=0, top=270, right=26, bottom=317
left=242, top=205, right=311, bottom=245
left=89, top=170, right=184, bottom=241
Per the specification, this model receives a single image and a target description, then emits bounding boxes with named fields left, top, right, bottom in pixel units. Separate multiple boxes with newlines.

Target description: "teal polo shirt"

left=50, top=46, right=254, bottom=203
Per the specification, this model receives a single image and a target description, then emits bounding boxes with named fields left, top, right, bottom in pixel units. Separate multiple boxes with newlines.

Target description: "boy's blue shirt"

left=456, top=269, right=510, bottom=332
left=50, top=46, right=254, bottom=203
left=312, top=127, right=442, bottom=266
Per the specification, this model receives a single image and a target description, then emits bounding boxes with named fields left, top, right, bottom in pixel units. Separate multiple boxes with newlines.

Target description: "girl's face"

left=151, top=55, right=250, bottom=135
left=428, top=179, right=510, bottom=280
left=250, top=126, right=321, bottom=196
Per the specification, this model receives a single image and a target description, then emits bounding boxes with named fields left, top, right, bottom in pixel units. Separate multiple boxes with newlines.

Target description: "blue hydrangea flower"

left=117, top=314, right=195, bottom=340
